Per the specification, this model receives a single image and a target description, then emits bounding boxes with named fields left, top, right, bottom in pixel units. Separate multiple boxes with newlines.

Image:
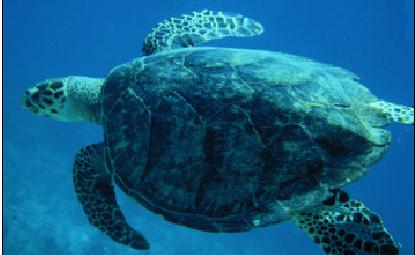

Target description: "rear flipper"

left=292, top=190, right=400, bottom=255
left=369, top=101, right=414, bottom=125
left=73, top=144, right=149, bottom=250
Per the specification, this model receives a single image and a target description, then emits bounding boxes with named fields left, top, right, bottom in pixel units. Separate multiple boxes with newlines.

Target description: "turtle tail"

left=369, top=101, right=414, bottom=125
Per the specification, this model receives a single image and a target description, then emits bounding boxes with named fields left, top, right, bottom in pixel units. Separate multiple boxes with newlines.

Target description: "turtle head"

left=22, top=76, right=104, bottom=124
left=22, top=79, right=69, bottom=120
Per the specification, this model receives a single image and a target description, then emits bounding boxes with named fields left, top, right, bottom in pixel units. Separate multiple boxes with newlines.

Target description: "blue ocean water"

left=3, top=0, right=413, bottom=254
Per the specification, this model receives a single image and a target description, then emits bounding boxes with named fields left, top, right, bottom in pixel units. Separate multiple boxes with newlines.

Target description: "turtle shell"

left=102, top=47, right=390, bottom=233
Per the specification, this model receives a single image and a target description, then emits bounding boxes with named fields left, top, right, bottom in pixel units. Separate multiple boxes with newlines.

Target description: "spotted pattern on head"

left=142, top=10, right=263, bottom=56
left=23, top=79, right=66, bottom=117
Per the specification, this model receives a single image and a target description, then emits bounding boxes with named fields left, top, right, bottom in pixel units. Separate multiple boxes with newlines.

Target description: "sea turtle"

left=22, top=10, right=413, bottom=255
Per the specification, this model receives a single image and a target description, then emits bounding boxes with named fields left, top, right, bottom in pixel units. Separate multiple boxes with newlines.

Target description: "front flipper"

left=292, top=190, right=400, bottom=255
left=142, top=9, right=263, bottom=55
left=73, top=144, right=149, bottom=250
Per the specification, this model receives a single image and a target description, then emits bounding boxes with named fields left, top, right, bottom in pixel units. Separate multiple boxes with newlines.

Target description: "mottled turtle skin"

left=102, top=47, right=390, bottom=233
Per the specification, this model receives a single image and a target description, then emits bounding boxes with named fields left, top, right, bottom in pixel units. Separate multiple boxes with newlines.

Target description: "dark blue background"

left=4, top=1, right=414, bottom=254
